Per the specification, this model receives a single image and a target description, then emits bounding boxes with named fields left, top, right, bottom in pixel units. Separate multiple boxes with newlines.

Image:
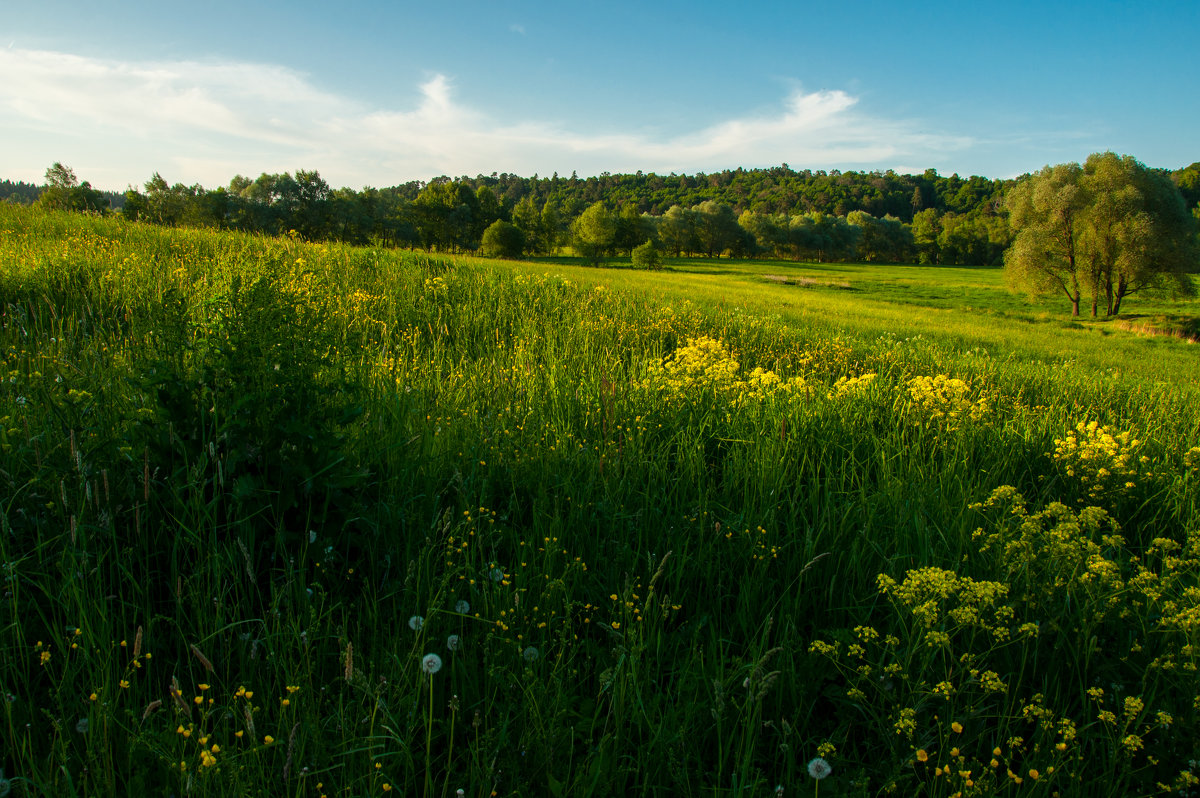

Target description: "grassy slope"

left=1, top=207, right=1198, bottom=797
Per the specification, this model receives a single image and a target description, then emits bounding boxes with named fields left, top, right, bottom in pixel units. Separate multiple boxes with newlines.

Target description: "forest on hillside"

left=6, top=160, right=1200, bottom=267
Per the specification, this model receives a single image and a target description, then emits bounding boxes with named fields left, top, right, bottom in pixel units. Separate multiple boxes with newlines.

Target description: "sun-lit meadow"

left=1, top=203, right=1199, bottom=797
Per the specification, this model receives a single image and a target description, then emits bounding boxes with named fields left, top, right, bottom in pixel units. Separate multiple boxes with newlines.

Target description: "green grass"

left=527, top=255, right=1200, bottom=384
left=1, top=205, right=1199, bottom=797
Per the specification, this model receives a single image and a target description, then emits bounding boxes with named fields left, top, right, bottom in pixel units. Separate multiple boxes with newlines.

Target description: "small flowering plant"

left=637, top=335, right=806, bottom=408
left=1051, top=420, right=1146, bottom=504
left=905, top=373, right=990, bottom=428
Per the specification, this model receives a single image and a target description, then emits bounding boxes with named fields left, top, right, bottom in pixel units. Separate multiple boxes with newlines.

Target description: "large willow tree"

left=1005, top=153, right=1197, bottom=317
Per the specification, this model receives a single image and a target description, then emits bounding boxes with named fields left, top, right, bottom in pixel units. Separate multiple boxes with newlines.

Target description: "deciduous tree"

left=38, top=162, right=108, bottom=214
left=1004, top=163, right=1089, bottom=316
left=1006, top=154, right=1197, bottom=317
left=1079, top=152, right=1197, bottom=316
left=658, top=205, right=696, bottom=257
left=571, top=202, right=616, bottom=264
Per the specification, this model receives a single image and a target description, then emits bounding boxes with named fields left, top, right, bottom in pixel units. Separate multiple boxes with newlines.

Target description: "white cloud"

left=0, top=47, right=973, bottom=190
left=509, top=23, right=526, bottom=35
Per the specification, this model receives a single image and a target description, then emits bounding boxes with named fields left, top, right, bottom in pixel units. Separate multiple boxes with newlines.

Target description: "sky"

left=2, top=0, right=1197, bottom=192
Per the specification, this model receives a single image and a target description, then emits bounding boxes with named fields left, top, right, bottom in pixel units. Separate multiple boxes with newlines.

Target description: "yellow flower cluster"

left=905, top=374, right=988, bottom=425
left=876, top=567, right=1010, bottom=630
left=971, top=488, right=1127, bottom=618
left=658, top=336, right=742, bottom=390
left=1184, top=445, right=1200, bottom=473
left=830, top=372, right=877, bottom=398
left=640, top=336, right=806, bottom=404
left=1052, top=420, right=1141, bottom=501
left=972, top=483, right=1200, bottom=719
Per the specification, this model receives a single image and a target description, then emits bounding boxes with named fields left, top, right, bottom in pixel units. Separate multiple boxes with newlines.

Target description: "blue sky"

left=2, top=0, right=1197, bottom=191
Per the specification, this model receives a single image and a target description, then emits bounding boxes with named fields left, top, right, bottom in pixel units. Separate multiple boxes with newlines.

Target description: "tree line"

left=8, top=162, right=1012, bottom=265
left=8, top=159, right=1199, bottom=277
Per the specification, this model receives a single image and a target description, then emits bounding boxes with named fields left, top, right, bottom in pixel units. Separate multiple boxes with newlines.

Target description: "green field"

left=1, top=204, right=1199, bottom=797
left=528, top=255, right=1200, bottom=383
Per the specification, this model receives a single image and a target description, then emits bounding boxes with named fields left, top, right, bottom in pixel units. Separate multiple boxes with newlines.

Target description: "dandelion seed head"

left=447, top=634, right=460, bottom=652
left=807, top=757, right=832, bottom=780
left=422, top=653, right=443, bottom=674
left=455, top=600, right=470, bottom=614
left=522, top=646, right=539, bottom=663
left=408, top=615, right=424, bottom=631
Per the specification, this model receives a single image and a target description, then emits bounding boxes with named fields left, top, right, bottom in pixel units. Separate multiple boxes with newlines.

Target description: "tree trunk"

left=1111, top=274, right=1128, bottom=316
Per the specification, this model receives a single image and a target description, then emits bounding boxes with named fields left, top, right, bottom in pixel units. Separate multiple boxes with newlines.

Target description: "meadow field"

left=1, top=203, right=1199, bottom=797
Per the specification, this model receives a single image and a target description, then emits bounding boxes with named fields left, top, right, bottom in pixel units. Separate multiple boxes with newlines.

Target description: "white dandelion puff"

left=454, top=599, right=470, bottom=614
left=522, top=646, right=539, bottom=663
left=421, top=653, right=443, bottom=674
left=408, top=615, right=424, bottom=631
left=490, top=567, right=505, bottom=583
left=807, top=757, right=832, bottom=780
left=447, top=634, right=460, bottom=652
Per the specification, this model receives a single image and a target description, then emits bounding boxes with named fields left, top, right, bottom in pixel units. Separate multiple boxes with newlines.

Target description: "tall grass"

left=1, top=205, right=1198, bottom=796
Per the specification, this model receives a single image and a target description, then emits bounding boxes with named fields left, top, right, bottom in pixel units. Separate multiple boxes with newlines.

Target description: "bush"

left=479, top=219, right=525, bottom=259
left=632, top=239, right=662, bottom=270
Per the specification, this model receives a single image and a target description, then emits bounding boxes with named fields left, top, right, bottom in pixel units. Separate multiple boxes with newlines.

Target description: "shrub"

left=479, top=219, right=525, bottom=259
left=632, top=239, right=662, bottom=270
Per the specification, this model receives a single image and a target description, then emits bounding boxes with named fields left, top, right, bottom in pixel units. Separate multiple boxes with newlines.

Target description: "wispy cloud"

left=509, top=23, right=526, bottom=35
left=0, top=47, right=973, bottom=190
